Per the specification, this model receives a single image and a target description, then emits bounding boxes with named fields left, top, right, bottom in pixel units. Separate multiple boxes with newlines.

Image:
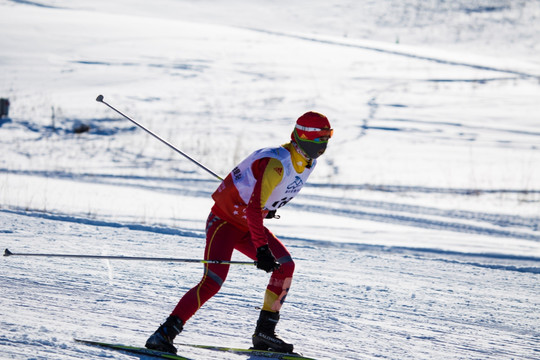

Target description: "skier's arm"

left=246, top=157, right=284, bottom=249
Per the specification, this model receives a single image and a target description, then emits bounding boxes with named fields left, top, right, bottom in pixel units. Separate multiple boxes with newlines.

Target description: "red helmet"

left=291, top=112, right=333, bottom=159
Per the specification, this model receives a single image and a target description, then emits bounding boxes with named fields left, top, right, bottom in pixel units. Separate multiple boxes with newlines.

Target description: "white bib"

left=231, top=146, right=315, bottom=210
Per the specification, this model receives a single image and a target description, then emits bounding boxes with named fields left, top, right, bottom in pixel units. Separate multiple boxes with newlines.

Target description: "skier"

left=145, top=111, right=333, bottom=354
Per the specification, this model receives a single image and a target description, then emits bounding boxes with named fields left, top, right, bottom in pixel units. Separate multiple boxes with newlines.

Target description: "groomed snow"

left=1, top=1, right=539, bottom=359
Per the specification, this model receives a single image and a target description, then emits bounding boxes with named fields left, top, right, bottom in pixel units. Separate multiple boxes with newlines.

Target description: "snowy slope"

left=1, top=0, right=539, bottom=359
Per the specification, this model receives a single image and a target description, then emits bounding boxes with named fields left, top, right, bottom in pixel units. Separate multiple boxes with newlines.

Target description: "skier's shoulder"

left=251, top=145, right=290, bottom=160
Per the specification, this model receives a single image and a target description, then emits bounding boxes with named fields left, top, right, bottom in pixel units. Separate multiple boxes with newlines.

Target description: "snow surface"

left=1, top=0, right=539, bottom=359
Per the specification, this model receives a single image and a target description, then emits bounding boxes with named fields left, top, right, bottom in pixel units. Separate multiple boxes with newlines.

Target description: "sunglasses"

left=295, top=125, right=334, bottom=141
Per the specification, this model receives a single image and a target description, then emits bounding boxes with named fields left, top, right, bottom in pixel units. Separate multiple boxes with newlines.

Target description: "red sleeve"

left=246, top=158, right=271, bottom=248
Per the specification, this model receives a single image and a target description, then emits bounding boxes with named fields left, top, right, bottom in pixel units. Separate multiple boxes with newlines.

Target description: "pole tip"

left=96, top=95, right=104, bottom=102
left=4, top=248, right=13, bottom=257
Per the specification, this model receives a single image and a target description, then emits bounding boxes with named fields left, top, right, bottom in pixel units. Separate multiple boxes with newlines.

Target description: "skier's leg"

left=264, top=228, right=295, bottom=312
left=252, top=229, right=295, bottom=353
left=233, top=227, right=295, bottom=312
left=146, top=213, right=241, bottom=353
left=171, top=213, right=241, bottom=321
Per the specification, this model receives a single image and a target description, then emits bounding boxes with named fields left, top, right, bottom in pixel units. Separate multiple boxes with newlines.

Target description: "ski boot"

left=252, top=310, right=294, bottom=353
left=145, top=315, right=183, bottom=354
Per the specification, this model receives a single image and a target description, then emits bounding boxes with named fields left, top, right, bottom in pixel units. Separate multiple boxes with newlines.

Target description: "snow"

left=1, top=0, right=539, bottom=359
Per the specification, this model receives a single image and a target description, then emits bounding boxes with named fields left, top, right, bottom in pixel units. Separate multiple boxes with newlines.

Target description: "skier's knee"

left=200, top=269, right=225, bottom=296
left=278, top=257, right=295, bottom=277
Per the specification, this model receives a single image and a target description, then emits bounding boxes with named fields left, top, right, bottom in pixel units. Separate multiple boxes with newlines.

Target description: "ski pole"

left=3, top=248, right=254, bottom=265
left=96, top=95, right=223, bottom=181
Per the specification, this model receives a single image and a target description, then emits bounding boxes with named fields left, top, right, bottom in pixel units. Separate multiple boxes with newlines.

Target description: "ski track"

left=245, top=28, right=540, bottom=80
left=301, top=193, right=539, bottom=230
left=4, top=206, right=540, bottom=267
left=2, top=175, right=539, bottom=360
left=2, top=210, right=539, bottom=360
left=5, top=167, right=540, bottom=196
left=2, top=168, right=538, bottom=238
left=2, top=1, right=540, bottom=359
left=291, top=202, right=540, bottom=242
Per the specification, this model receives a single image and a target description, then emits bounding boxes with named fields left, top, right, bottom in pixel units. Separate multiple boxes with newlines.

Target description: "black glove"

left=265, top=210, right=281, bottom=219
left=256, top=245, right=281, bottom=273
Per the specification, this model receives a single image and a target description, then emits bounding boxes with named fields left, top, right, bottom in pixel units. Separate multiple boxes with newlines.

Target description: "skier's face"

left=293, top=129, right=331, bottom=159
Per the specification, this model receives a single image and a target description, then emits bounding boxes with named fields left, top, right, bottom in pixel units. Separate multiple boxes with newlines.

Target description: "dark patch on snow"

left=462, top=5, right=509, bottom=14
left=72, top=59, right=210, bottom=74
left=425, top=77, right=516, bottom=83
left=384, top=103, right=408, bottom=108
left=0, top=118, right=12, bottom=127
left=361, top=125, right=403, bottom=132
left=14, top=117, right=137, bottom=136
left=8, top=0, right=61, bottom=9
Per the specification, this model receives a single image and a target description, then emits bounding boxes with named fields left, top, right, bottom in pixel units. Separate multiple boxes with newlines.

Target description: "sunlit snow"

left=1, top=1, right=539, bottom=359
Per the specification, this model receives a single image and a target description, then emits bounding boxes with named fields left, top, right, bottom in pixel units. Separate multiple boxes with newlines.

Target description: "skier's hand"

left=265, top=210, right=279, bottom=219
left=256, top=245, right=281, bottom=273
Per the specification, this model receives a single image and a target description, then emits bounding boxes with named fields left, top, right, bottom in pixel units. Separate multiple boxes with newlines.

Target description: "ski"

left=177, top=342, right=318, bottom=360
left=75, top=338, right=193, bottom=360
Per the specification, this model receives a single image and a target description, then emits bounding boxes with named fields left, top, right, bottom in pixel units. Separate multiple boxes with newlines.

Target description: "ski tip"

left=4, top=248, right=13, bottom=257
left=96, top=94, right=104, bottom=102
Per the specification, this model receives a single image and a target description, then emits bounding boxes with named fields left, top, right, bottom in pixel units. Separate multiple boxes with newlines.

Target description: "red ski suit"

left=171, top=142, right=314, bottom=323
